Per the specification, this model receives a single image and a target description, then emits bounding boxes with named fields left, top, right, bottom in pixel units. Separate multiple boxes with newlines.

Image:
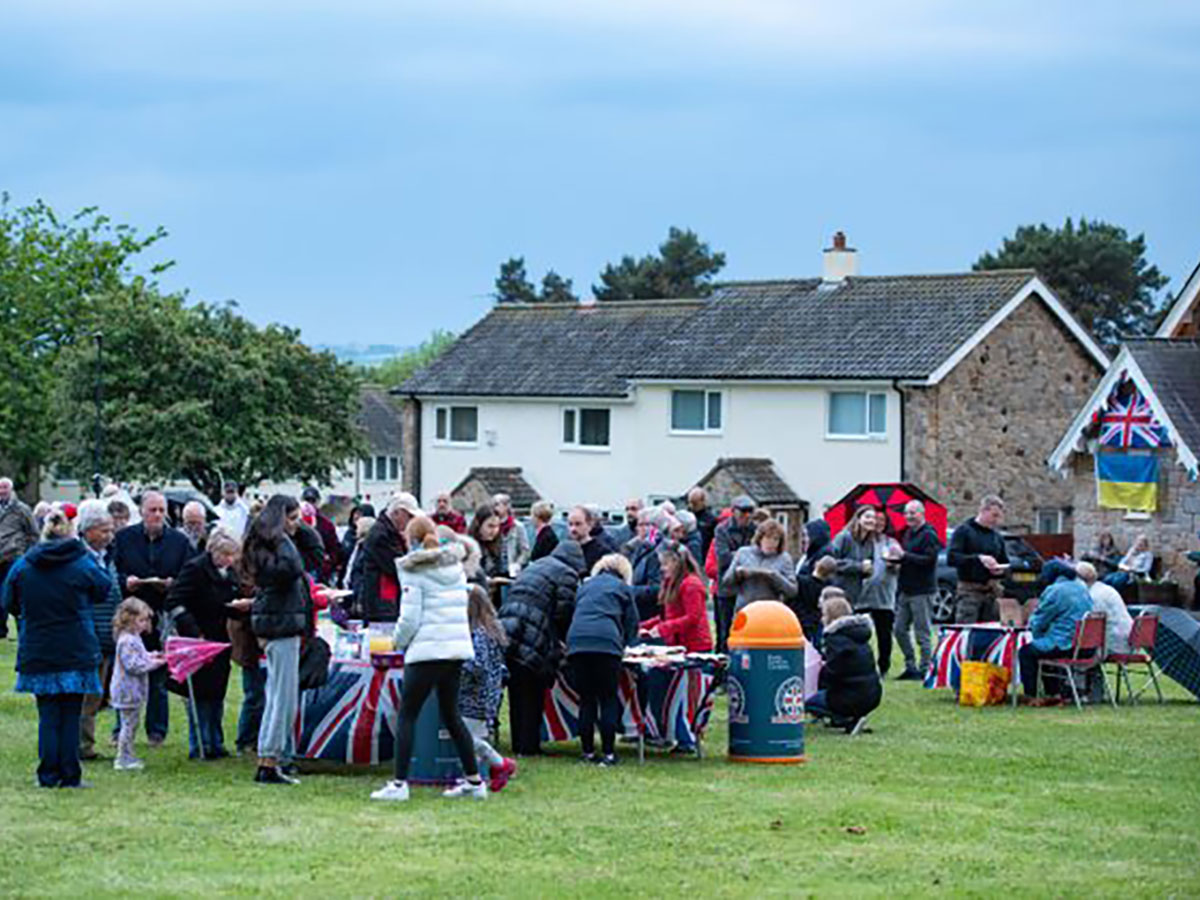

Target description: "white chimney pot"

left=822, top=230, right=858, bottom=283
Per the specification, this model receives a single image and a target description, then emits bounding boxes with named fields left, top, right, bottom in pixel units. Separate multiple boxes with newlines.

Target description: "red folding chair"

left=1038, top=612, right=1114, bottom=710
left=1107, top=613, right=1164, bottom=705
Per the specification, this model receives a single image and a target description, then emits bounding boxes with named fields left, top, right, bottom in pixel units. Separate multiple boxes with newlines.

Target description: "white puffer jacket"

left=392, top=541, right=475, bottom=664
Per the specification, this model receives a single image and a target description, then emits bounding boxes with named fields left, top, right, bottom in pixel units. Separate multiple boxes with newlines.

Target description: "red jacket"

left=431, top=510, right=467, bottom=534
left=642, top=573, right=712, bottom=652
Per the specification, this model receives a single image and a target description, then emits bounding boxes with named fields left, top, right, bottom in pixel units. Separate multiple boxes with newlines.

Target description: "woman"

left=493, top=493, right=531, bottom=576
left=346, top=515, right=376, bottom=599
left=566, top=554, right=639, bottom=765
left=470, top=504, right=508, bottom=586
left=797, top=519, right=832, bottom=576
left=371, top=517, right=485, bottom=801
left=529, top=500, right=558, bottom=562
left=626, top=507, right=667, bottom=622
left=1088, top=531, right=1122, bottom=577
left=670, top=511, right=703, bottom=567
left=338, top=502, right=375, bottom=587
left=1104, top=533, right=1154, bottom=590
left=1019, top=560, right=1093, bottom=704
left=641, top=542, right=712, bottom=652
left=1, top=510, right=108, bottom=788
left=721, top=518, right=798, bottom=613
left=830, top=507, right=896, bottom=674
left=806, top=590, right=882, bottom=729
left=243, top=495, right=309, bottom=786
left=168, top=527, right=242, bottom=760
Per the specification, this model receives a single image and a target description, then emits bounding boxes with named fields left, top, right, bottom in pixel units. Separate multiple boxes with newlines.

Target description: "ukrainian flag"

left=1096, top=453, right=1159, bottom=512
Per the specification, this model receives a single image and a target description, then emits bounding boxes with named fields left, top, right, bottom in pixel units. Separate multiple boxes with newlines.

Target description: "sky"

left=4, top=0, right=1198, bottom=347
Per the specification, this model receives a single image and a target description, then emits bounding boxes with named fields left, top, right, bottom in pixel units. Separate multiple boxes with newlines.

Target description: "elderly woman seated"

left=1018, top=560, right=1093, bottom=705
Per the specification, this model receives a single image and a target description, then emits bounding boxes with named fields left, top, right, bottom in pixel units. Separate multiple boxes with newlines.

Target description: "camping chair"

left=1038, top=612, right=1115, bottom=711
left=1108, top=613, right=1165, bottom=705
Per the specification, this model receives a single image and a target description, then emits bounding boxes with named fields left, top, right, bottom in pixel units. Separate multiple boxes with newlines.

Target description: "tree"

left=539, top=270, right=578, bottom=304
left=594, top=227, right=726, bottom=301
left=494, top=257, right=538, bottom=304
left=54, top=287, right=367, bottom=501
left=0, top=194, right=171, bottom=485
left=974, top=218, right=1167, bottom=349
left=368, top=330, right=458, bottom=388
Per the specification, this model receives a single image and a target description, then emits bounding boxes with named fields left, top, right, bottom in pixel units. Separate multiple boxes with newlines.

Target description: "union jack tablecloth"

left=924, top=624, right=1032, bottom=692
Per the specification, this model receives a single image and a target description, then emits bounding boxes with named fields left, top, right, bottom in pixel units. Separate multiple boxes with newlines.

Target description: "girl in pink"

left=109, top=598, right=166, bottom=771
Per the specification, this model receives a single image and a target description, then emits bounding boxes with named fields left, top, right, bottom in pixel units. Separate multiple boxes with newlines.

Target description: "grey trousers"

left=894, top=592, right=933, bottom=671
left=258, top=636, right=300, bottom=761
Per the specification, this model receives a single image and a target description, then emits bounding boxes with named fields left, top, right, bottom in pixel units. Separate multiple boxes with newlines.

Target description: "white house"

left=399, top=235, right=1109, bottom=530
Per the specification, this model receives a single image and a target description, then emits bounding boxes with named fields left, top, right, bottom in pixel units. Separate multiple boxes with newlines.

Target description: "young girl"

left=110, top=598, right=167, bottom=771
left=460, top=584, right=517, bottom=792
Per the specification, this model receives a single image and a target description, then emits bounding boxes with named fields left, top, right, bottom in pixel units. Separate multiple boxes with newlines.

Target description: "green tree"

left=369, top=330, right=458, bottom=388
left=594, top=227, right=726, bottom=301
left=539, top=270, right=578, bottom=304
left=0, top=194, right=170, bottom=484
left=54, top=288, right=366, bottom=501
left=495, top=257, right=538, bottom=304
left=974, top=218, right=1167, bottom=349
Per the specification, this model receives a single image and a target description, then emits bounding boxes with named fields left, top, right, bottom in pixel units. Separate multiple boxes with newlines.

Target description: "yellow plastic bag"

left=959, top=661, right=1010, bottom=707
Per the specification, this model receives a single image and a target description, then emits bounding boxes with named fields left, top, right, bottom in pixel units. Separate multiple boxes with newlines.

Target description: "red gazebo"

left=823, top=483, right=948, bottom=544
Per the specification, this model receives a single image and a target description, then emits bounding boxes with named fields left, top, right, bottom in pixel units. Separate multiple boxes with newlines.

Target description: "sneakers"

left=579, top=752, right=599, bottom=765
left=254, top=765, right=299, bottom=786
left=442, top=778, right=487, bottom=800
left=114, top=758, right=145, bottom=771
left=896, top=667, right=924, bottom=682
left=489, top=758, right=517, bottom=793
left=597, top=754, right=619, bottom=768
left=370, top=780, right=410, bottom=801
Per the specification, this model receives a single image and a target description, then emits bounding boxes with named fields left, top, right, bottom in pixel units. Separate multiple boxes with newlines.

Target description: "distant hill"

left=316, top=343, right=411, bottom=366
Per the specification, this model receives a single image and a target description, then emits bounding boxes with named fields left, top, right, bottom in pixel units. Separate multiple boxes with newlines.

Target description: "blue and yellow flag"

left=1096, top=453, right=1159, bottom=511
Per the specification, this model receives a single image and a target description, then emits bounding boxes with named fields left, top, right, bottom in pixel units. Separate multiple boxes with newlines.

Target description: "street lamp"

left=92, top=331, right=103, bottom=498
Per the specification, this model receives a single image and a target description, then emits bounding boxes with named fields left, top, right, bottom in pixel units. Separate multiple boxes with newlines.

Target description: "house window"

left=562, top=407, right=611, bottom=448
left=827, top=391, right=887, bottom=439
left=671, top=389, right=723, bottom=433
left=389, top=457, right=399, bottom=481
left=434, top=406, right=479, bottom=445
left=375, top=455, right=387, bottom=480
left=1035, top=508, right=1066, bottom=534
left=361, top=457, right=374, bottom=481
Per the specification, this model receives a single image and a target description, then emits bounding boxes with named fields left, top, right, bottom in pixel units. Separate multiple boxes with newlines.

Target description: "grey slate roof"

left=452, top=467, right=541, bottom=510
left=400, top=270, right=1038, bottom=397
left=358, top=386, right=403, bottom=452
left=1126, top=339, right=1200, bottom=456
left=697, top=458, right=802, bottom=506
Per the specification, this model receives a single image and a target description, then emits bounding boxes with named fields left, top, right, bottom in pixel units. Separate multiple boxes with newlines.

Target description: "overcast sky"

left=5, top=1, right=1198, bottom=346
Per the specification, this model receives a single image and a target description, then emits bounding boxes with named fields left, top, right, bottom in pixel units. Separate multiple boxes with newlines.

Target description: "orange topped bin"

left=727, top=601, right=807, bottom=764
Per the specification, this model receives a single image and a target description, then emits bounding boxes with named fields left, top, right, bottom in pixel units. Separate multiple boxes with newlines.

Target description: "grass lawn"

left=1, top=639, right=1198, bottom=898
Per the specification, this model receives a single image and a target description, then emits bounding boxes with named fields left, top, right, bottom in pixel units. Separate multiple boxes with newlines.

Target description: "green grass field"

left=1, top=639, right=1198, bottom=898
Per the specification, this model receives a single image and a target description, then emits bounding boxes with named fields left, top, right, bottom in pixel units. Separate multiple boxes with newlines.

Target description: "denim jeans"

left=237, top=664, right=266, bottom=752
left=186, top=697, right=227, bottom=758
left=257, top=637, right=300, bottom=761
left=36, top=694, right=84, bottom=787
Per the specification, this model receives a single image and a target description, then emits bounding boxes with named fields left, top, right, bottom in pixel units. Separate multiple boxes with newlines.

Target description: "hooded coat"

left=499, top=540, right=585, bottom=678
left=798, top=520, right=832, bottom=576
left=819, top=613, right=883, bottom=718
left=392, top=541, right=474, bottom=664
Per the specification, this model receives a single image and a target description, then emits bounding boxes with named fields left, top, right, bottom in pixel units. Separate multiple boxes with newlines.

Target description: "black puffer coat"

left=250, top=537, right=310, bottom=640
left=359, top=514, right=406, bottom=622
left=499, top=541, right=585, bottom=678
left=819, top=613, right=883, bottom=719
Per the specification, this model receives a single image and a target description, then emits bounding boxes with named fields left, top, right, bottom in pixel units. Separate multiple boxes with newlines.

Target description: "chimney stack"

left=822, top=230, right=858, bottom=283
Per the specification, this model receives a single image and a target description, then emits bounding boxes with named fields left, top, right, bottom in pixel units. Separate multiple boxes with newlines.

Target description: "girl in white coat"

left=371, top=516, right=485, bottom=802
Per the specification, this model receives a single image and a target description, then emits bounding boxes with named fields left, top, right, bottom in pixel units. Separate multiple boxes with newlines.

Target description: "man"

left=892, top=500, right=944, bottom=680
left=359, top=491, right=420, bottom=621
left=112, top=490, right=192, bottom=745
left=180, top=501, right=211, bottom=556
left=687, top=487, right=718, bottom=562
left=568, top=504, right=618, bottom=574
left=0, top=477, right=38, bottom=639
left=215, top=480, right=250, bottom=538
left=611, top=498, right=644, bottom=548
left=301, top=487, right=341, bottom=584
left=493, top=493, right=531, bottom=575
left=108, top=499, right=132, bottom=532
left=713, top=495, right=758, bottom=654
left=430, top=492, right=467, bottom=533
left=75, top=500, right=122, bottom=760
left=1075, top=561, right=1134, bottom=656
left=947, top=495, right=1010, bottom=624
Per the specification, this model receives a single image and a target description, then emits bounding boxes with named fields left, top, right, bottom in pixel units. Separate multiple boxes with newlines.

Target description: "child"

left=792, top=555, right=837, bottom=652
left=460, top=585, right=517, bottom=792
left=110, top=598, right=167, bottom=771
left=806, top=588, right=882, bottom=731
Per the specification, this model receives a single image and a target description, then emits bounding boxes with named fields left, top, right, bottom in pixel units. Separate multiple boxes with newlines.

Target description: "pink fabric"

left=165, top=636, right=230, bottom=682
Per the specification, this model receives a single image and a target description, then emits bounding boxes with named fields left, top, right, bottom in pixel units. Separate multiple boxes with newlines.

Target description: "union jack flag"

left=925, top=626, right=1031, bottom=691
left=296, top=661, right=402, bottom=765
left=1095, top=381, right=1171, bottom=449
left=542, top=669, right=642, bottom=742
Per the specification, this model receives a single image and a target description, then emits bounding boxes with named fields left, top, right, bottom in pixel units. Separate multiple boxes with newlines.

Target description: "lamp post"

left=92, top=331, right=103, bottom=498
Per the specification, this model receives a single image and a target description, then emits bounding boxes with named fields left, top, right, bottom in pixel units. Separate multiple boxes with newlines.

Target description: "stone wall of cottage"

left=401, top=398, right=421, bottom=498
left=1070, top=451, right=1199, bottom=606
left=903, top=296, right=1103, bottom=532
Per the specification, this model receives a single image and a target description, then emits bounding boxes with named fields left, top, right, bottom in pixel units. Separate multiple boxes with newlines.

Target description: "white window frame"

left=825, top=390, right=888, bottom=441
left=361, top=457, right=374, bottom=482
left=561, top=406, right=612, bottom=453
left=669, top=388, right=724, bottom=436
left=1034, top=508, right=1066, bottom=534
left=433, top=405, right=479, bottom=447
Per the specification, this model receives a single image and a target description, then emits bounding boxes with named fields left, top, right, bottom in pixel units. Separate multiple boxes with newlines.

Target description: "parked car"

left=931, top=533, right=1045, bottom=624
left=132, top=487, right=219, bottom=527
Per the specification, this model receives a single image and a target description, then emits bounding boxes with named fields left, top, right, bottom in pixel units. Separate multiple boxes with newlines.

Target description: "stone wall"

left=1070, top=452, right=1199, bottom=606
left=401, top=398, right=421, bottom=499
left=903, top=295, right=1103, bottom=531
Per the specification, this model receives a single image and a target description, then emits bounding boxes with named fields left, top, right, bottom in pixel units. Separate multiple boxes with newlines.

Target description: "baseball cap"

left=731, top=495, right=757, bottom=512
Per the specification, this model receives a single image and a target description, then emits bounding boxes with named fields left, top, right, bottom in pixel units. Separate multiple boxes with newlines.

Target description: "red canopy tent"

left=823, top=483, right=948, bottom=544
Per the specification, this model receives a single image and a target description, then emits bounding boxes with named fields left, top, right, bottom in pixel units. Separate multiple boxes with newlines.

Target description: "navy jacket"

left=626, top=539, right=663, bottom=622
left=3, top=539, right=104, bottom=676
left=567, top=572, right=639, bottom=658
left=898, top=523, right=943, bottom=595
left=113, top=522, right=193, bottom=651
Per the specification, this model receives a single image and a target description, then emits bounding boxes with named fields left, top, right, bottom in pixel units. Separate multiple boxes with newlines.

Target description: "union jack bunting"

left=1094, top=380, right=1171, bottom=449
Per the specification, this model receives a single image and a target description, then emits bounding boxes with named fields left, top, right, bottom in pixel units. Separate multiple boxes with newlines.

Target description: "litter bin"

left=727, top=600, right=806, bottom=764
left=408, top=692, right=465, bottom=784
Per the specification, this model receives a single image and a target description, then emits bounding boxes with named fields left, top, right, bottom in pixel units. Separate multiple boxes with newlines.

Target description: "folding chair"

left=1108, top=613, right=1165, bottom=705
left=1038, top=612, right=1115, bottom=710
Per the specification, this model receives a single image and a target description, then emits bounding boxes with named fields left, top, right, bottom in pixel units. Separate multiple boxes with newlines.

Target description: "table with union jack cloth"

left=924, top=624, right=1032, bottom=698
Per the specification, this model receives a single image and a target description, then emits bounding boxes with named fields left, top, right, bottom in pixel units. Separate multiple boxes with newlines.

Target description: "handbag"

left=298, top=635, right=332, bottom=690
